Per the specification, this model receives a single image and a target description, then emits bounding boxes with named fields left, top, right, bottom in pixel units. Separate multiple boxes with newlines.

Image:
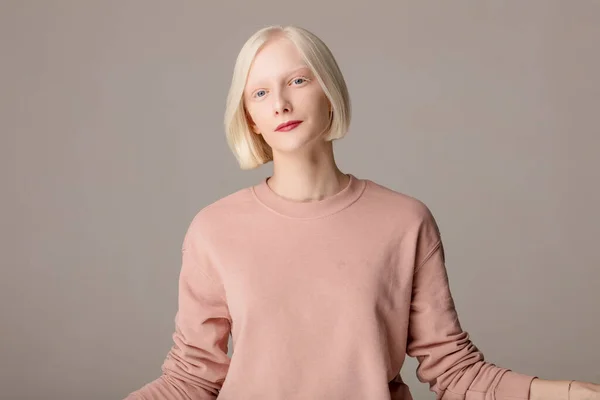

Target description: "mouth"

left=275, top=120, right=303, bottom=132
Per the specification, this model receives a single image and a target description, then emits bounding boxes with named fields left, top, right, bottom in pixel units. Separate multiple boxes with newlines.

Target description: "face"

left=243, top=37, right=332, bottom=155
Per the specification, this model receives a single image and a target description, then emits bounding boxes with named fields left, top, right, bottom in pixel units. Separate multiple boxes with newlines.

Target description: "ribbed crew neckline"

left=251, top=173, right=367, bottom=219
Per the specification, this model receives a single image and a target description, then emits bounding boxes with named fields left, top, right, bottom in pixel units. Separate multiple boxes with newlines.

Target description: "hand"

left=570, top=380, right=600, bottom=400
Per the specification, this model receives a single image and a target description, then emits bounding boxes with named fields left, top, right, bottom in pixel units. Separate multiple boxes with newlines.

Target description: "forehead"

left=246, top=38, right=310, bottom=85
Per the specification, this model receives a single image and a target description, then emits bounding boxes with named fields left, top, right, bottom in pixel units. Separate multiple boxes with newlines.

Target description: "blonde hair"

left=224, top=25, right=351, bottom=170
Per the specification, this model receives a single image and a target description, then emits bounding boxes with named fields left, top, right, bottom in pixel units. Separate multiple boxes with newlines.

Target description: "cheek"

left=296, top=90, right=329, bottom=119
left=246, top=105, right=268, bottom=128
left=311, top=94, right=331, bottom=123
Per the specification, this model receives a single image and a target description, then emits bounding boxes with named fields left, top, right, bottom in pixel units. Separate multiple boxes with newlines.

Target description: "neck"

left=268, top=142, right=349, bottom=202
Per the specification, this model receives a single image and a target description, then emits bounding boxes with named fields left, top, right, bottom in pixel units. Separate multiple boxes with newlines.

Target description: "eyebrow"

left=246, top=66, right=312, bottom=92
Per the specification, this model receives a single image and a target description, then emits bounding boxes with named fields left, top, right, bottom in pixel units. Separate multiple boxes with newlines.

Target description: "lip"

left=275, top=120, right=303, bottom=132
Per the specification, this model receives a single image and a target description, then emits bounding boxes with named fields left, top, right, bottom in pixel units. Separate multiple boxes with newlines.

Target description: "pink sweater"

left=126, top=174, right=536, bottom=399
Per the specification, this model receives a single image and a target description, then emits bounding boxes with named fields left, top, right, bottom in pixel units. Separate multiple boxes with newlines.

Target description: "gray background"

left=2, top=1, right=599, bottom=399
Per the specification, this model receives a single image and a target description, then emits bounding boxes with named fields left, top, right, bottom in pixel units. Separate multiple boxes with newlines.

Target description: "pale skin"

left=242, top=35, right=600, bottom=400
left=243, top=35, right=350, bottom=202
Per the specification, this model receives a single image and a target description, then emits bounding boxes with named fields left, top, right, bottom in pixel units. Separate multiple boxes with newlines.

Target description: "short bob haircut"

left=224, top=25, right=351, bottom=170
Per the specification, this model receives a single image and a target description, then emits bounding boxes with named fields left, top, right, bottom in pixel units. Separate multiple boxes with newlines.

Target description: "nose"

left=273, top=92, right=292, bottom=115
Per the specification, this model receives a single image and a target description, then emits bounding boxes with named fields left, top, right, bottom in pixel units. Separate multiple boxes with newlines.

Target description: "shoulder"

left=364, top=177, right=443, bottom=263
left=184, top=184, right=256, bottom=239
left=362, top=178, right=437, bottom=226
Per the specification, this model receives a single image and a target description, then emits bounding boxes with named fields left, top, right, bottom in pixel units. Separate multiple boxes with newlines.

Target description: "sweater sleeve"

left=124, top=219, right=232, bottom=399
left=405, top=207, right=537, bottom=400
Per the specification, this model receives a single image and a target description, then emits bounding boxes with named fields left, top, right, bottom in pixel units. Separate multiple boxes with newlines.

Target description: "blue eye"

left=292, top=78, right=306, bottom=85
left=254, top=89, right=267, bottom=98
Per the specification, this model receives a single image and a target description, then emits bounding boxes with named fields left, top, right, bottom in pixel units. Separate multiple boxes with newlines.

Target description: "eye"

left=291, top=77, right=308, bottom=85
left=254, top=89, right=267, bottom=98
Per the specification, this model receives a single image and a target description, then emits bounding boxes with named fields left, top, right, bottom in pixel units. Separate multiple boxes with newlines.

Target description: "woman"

left=126, top=25, right=599, bottom=399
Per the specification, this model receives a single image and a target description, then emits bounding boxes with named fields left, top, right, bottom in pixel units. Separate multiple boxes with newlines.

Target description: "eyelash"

left=253, top=76, right=310, bottom=99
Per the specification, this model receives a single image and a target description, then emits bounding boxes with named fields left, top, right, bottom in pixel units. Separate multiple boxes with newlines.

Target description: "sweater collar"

left=251, top=173, right=367, bottom=219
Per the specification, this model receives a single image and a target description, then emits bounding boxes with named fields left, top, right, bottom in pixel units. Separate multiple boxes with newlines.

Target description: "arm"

left=124, top=219, right=232, bottom=399
left=529, top=379, right=572, bottom=400
left=529, top=377, right=600, bottom=399
left=406, top=207, right=537, bottom=399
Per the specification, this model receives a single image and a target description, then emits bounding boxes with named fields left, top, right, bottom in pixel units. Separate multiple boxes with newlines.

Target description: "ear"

left=248, top=118, right=260, bottom=135
left=250, top=124, right=261, bottom=135
left=244, top=106, right=260, bottom=135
